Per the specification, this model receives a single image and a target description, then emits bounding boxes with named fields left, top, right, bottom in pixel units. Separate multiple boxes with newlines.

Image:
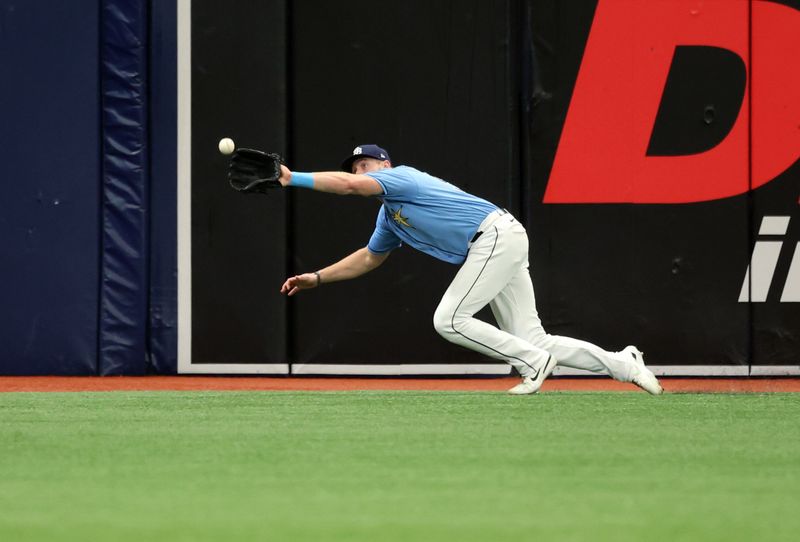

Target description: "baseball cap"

left=341, top=144, right=391, bottom=172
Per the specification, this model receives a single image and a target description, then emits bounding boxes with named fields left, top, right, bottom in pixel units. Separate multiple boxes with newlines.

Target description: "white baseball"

left=218, top=137, right=235, bottom=155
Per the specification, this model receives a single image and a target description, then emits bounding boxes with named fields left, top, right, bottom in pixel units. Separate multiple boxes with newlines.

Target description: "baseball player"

left=279, top=144, right=663, bottom=395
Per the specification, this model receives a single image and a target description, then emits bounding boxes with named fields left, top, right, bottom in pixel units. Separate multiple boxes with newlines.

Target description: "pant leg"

left=433, top=217, right=551, bottom=378
left=489, top=259, right=637, bottom=382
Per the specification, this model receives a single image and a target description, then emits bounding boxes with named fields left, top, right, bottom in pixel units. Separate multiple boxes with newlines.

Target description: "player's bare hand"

left=280, top=273, right=318, bottom=296
left=279, top=165, right=292, bottom=187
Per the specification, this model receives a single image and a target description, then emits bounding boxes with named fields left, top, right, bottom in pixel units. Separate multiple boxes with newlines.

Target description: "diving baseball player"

left=278, top=144, right=663, bottom=395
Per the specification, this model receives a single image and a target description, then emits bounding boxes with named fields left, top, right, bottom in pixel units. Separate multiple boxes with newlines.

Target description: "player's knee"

left=434, top=305, right=471, bottom=343
left=432, top=305, right=458, bottom=339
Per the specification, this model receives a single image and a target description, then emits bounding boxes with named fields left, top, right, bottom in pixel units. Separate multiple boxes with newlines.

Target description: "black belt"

left=471, top=209, right=508, bottom=243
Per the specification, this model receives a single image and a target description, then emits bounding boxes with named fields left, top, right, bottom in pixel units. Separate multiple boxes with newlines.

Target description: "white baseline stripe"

left=300, top=365, right=800, bottom=377
left=299, top=365, right=796, bottom=377
left=180, top=364, right=290, bottom=375
left=750, top=365, right=800, bottom=376
left=292, top=364, right=513, bottom=376
left=638, top=365, right=750, bottom=377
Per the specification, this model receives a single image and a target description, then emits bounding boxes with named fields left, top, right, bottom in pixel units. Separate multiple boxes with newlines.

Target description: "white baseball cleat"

left=508, top=355, right=558, bottom=395
left=622, top=345, right=663, bottom=395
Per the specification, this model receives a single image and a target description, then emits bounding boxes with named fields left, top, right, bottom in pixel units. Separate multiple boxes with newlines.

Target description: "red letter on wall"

left=544, top=0, right=800, bottom=204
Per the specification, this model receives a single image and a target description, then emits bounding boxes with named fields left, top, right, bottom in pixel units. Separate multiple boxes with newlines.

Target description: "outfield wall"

left=1, top=0, right=797, bottom=375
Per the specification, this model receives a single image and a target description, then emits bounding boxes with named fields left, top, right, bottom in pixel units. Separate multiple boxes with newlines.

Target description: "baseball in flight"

left=218, top=137, right=235, bottom=155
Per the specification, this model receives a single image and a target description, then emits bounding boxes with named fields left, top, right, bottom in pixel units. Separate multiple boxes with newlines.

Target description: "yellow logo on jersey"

left=390, top=206, right=413, bottom=228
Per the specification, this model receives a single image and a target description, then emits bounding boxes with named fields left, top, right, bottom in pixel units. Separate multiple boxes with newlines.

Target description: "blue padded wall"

left=0, top=0, right=101, bottom=375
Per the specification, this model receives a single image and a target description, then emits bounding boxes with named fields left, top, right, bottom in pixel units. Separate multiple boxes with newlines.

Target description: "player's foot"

left=621, top=345, right=663, bottom=395
left=508, top=355, right=557, bottom=395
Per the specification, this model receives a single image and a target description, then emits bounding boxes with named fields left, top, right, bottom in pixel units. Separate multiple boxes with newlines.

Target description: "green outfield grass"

left=1, top=391, right=798, bottom=542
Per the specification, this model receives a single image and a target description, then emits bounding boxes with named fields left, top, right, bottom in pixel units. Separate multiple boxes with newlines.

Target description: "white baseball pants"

left=432, top=210, right=637, bottom=381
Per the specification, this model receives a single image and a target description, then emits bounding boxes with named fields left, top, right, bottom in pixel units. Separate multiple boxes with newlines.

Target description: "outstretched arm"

left=279, top=165, right=383, bottom=196
left=280, top=247, right=390, bottom=296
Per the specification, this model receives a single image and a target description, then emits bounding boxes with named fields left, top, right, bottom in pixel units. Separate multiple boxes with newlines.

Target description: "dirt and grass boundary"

left=1, top=376, right=798, bottom=393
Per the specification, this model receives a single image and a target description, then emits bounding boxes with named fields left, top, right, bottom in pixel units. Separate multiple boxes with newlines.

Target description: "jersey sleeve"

left=367, top=206, right=402, bottom=254
left=365, top=167, right=420, bottom=198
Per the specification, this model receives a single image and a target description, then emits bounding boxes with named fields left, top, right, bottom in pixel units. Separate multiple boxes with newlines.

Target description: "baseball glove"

left=228, top=149, right=284, bottom=194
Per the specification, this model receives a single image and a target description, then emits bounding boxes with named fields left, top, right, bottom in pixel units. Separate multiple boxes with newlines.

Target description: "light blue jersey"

left=365, top=166, right=499, bottom=264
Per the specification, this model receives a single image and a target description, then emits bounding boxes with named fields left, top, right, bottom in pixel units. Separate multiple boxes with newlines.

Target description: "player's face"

left=351, top=157, right=390, bottom=174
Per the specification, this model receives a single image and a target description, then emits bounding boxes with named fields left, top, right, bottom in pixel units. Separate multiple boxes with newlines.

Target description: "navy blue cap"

left=341, top=144, right=391, bottom=172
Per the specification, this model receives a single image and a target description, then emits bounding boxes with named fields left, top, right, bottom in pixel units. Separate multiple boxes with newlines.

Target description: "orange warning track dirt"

left=0, top=376, right=798, bottom=393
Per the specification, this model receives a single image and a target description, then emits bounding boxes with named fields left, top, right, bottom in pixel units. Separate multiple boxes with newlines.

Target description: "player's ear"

left=382, top=160, right=391, bottom=169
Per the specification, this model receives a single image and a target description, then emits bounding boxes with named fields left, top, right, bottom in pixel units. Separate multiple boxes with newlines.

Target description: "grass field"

left=1, top=391, right=798, bottom=541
